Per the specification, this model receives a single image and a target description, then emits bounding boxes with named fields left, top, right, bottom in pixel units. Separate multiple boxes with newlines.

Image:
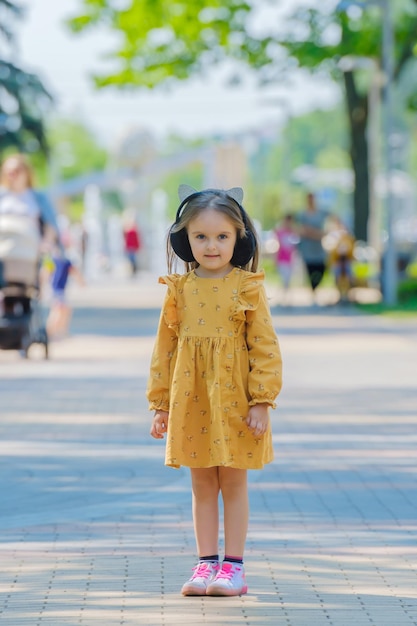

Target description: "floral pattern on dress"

left=147, top=267, right=282, bottom=469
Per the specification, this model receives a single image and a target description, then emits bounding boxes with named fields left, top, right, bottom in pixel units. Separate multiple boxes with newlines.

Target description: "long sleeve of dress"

left=146, top=279, right=179, bottom=412
left=245, top=283, right=282, bottom=408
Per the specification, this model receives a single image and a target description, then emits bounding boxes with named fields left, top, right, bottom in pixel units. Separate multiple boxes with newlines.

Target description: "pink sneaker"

left=181, top=561, right=219, bottom=596
left=206, top=562, right=248, bottom=596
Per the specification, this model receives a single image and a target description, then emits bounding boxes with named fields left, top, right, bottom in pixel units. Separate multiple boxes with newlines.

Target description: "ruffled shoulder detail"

left=158, top=273, right=183, bottom=289
left=238, top=270, right=265, bottom=311
left=158, top=273, right=184, bottom=333
left=229, top=269, right=265, bottom=328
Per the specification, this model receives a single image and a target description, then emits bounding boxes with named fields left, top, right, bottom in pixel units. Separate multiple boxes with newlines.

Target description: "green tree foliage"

left=67, top=0, right=417, bottom=240
left=67, top=0, right=271, bottom=89
left=48, top=118, right=108, bottom=181
left=46, top=118, right=109, bottom=222
left=247, top=106, right=351, bottom=229
left=277, top=1, right=417, bottom=240
left=0, top=0, right=52, bottom=156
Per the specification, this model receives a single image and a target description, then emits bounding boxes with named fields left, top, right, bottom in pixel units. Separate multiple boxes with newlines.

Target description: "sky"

left=16, top=0, right=340, bottom=147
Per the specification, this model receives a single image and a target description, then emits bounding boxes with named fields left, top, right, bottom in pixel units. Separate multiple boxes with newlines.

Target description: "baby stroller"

left=0, top=213, right=48, bottom=358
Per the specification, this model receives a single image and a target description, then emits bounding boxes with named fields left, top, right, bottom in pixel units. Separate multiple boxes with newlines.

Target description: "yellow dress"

left=147, top=267, right=282, bottom=470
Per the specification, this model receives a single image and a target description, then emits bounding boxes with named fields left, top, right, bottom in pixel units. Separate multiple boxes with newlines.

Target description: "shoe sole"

left=206, top=584, right=248, bottom=597
left=181, top=585, right=207, bottom=596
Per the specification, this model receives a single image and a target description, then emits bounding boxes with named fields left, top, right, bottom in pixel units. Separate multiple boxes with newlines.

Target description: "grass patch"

left=356, top=277, right=417, bottom=317
left=356, top=299, right=417, bottom=317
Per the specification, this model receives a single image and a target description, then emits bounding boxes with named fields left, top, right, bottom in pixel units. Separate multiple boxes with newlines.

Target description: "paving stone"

left=0, top=276, right=416, bottom=625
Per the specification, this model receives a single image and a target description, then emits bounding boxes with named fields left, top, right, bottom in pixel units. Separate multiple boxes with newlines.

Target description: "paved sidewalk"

left=0, top=274, right=416, bottom=625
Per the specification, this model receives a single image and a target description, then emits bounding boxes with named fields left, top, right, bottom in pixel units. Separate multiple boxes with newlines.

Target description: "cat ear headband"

left=169, top=185, right=256, bottom=266
left=178, top=184, right=244, bottom=208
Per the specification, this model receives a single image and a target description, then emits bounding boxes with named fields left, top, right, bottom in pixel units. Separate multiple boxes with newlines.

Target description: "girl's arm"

left=146, top=295, right=178, bottom=414
left=245, top=285, right=283, bottom=408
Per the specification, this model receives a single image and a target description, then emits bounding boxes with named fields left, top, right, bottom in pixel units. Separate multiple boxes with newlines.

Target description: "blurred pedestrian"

left=0, top=153, right=60, bottom=249
left=297, top=192, right=330, bottom=298
left=46, top=248, right=84, bottom=340
left=274, top=214, right=298, bottom=297
left=327, top=217, right=355, bottom=303
left=123, top=219, right=141, bottom=276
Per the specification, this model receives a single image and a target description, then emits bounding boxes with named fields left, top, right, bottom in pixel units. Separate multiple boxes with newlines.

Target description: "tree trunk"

left=343, top=71, right=370, bottom=242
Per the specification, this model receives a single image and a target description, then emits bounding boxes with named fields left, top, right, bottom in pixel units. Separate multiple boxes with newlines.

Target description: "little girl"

left=147, top=185, right=282, bottom=597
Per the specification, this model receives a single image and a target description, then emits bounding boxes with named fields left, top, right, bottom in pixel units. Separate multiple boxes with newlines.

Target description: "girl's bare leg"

left=219, top=467, right=249, bottom=557
left=190, top=467, right=220, bottom=556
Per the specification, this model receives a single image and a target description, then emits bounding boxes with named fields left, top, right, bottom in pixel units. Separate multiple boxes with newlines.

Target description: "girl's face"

left=187, top=208, right=237, bottom=278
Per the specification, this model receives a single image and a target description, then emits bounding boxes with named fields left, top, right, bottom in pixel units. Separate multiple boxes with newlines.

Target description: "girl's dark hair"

left=167, top=189, right=259, bottom=273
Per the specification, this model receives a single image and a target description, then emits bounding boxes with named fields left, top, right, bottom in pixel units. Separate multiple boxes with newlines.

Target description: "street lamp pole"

left=380, top=0, right=397, bottom=305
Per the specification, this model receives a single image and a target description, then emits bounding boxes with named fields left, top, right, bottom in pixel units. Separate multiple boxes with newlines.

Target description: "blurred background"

left=2, top=0, right=417, bottom=309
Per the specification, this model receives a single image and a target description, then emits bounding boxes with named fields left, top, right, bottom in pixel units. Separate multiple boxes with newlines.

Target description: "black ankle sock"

left=199, top=554, right=219, bottom=562
left=224, top=555, right=244, bottom=565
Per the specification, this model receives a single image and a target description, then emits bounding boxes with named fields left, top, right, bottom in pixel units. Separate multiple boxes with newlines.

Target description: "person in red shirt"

left=123, top=221, right=141, bottom=275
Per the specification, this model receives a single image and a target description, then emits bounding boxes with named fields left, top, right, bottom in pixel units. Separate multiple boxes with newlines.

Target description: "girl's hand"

left=246, top=403, right=270, bottom=437
left=150, top=410, right=169, bottom=439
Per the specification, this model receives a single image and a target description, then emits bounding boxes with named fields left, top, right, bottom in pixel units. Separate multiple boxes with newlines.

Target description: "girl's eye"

left=218, top=234, right=228, bottom=240
left=196, top=234, right=205, bottom=240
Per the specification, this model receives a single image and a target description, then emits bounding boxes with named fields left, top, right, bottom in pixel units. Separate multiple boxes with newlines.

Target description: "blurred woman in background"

left=0, top=153, right=60, bottom=248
